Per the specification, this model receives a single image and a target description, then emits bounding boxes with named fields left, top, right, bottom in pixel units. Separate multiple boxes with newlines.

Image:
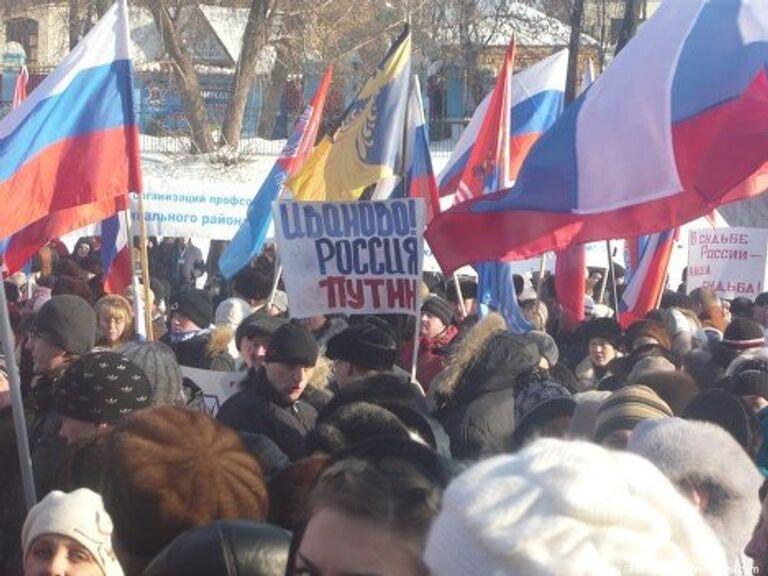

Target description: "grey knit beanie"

left=118, top=341, right=186, bottom=407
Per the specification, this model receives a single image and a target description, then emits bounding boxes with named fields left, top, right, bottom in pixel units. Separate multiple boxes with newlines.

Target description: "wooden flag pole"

left=607, top=239, right=621, bottom=322
left=0, top=280, right=36, bottom=509
left=121, top=209, right=146, bottom=338
left=452, top=273, right=467, bottom=318
left=409, top=278, right=423, bottom=385
left=136, top=193, right=154, bottom=340
left=267, top=261, right=283, bottom=310
left=597, top=241, right=610, bottom=305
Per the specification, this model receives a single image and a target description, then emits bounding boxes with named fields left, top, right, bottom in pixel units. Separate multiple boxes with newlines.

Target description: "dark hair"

left=307, top=439, right=445, bottom=546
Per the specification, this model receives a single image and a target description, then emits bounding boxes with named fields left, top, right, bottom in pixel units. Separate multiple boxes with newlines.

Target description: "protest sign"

left=687, top=227, right=768, bottom=299
left=274, top=198, right=426, bottom=318
left=181, top=366, right=242, bottom=417
left=129, top=177, right=274, bottom=240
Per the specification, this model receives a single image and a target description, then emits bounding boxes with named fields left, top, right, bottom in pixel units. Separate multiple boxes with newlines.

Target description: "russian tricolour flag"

left=0, top=0, right=140, bottom=247
left=437, top=48, right=567, bottom=198
left=427, top=0, right=768, bottom=273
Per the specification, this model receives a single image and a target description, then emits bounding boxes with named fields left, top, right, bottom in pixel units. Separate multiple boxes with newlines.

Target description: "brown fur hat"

left=636, top=370, right=700, bottom=415
left=102, top=406, right=269, bottom=567
left=625, top=320, right=672, bottom=351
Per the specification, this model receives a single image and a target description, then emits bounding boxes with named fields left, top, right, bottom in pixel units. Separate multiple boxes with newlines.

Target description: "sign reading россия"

left=687, top=227, right=768, bottom=300
left=273, top=198, right=426, bottom=319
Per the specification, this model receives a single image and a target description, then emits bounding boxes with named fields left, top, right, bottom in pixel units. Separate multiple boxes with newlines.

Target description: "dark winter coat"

left=431, top=314, right=540, bottom=461
left=160, top=327, right=235, bottom=371
left=217, top=368, right=318, bottom=461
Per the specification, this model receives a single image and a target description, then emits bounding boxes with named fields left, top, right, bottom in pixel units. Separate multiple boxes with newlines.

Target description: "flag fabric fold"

left=0, top=0, right=141, bottom=260
left=286, top=28, right=411, bottom=202
left=437, top=48, right=568, bottom=198
left=476, top=260, right=534, bottom=335
left=426, top=0, right=768, bottom=274
left=101, top=209, right=133, bottom=294
left=219, top=66, right=333, bottom=278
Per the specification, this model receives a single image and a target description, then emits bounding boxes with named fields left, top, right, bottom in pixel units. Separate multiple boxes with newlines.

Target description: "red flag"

left=555, top=244, right=586, bottom=331
left=12, top=66, right=28, bottom=109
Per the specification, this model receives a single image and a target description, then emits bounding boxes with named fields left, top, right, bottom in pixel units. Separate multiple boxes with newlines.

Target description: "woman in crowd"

left=94, top=295, right=134, bottom=349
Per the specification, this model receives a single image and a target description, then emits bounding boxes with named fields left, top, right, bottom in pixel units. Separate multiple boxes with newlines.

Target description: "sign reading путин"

left=273, top=198, right=426, bottom=319
left=687, top=227, right=768, bottom=300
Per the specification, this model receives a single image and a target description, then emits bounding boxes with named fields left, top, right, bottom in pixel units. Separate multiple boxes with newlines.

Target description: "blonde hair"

left=96, top=294, right=134, bottom=323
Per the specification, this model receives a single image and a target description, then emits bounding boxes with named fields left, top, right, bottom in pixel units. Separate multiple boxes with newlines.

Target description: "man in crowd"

left=326, top=322, right=399, bottom=392
left=235, top=312, right=288, bottom=371
left=217, top=323, right=319, bottom=460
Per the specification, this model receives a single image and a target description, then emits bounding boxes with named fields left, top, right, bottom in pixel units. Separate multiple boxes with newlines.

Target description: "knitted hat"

left=168, top=289, right=213, bottom=329
left=264, top=323, right=318, bottom=366
left=682, top=389, right=752, bottom=452
left=118, top=341, right=186, bottom=407
left=31, top=294, right=96, bottom=355
left=22, top=488, right=123, bottom=576
left=594, top=385, right=673, bottom=443
left=233, top=267, right=273, bottom=301
left=54, top=351, right=152, bottom=424
left=421, top=296, right=454, bottom=327
left=143, top=520, right=292, bottom=576
left=583, top=317, right=623, bottom=346
left=423, top=439, right=728, bottom=576
left=326, top=324, right=397, bottom=371
left=523, top=330, right=559, bottom=366
left=721, top=318, right=765, bottom=350
left=102, top=407, right=269, bottom=563
left=235, top=312, right=288, bottom=350
left=513, top=380, right=575, bottom=444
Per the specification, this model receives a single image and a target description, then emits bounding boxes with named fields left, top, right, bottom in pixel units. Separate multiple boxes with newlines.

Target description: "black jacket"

left=160, top=328, right=235, bottom=371
left=216, top=368, right=317, bottom=461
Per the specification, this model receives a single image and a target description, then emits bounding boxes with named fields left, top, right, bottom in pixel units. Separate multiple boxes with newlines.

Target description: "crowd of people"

left=1, top=235, right=768, bottom=575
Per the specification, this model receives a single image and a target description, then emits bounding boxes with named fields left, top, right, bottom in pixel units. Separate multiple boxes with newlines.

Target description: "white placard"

left=273, top=198, right=426, bottom=318
left=687, top=227, right=768, bottom=299
left=181, top=366, right=242, bottom=417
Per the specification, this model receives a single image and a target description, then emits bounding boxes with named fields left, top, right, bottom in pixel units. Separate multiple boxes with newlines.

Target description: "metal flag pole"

left=607, top=239, right=621, bottom=322
left=0, top=279, right=36, bottom=509
left=267, top=260, right=283, bottom=310
left=597, top=241, right=610, bottom=305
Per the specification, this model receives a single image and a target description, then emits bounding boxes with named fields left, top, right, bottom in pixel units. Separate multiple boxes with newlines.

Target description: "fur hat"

left=583, top=317, right=623, bottom=346
left=143, top=520, right=292, bottom=576
left=423, top=439, right=728, bottom=576
left=524, top=330, right=559, bottom=366
left=31, top=294, right=96, bottom=355
left=628, top=418, right=762, bottom=562
left=102, top=407, right=269, bottom=564
left=118, top=341, right=186, bottom=407
left=721, top=317, right=765, bottom=350
left=446, top=277, right=478, bottom=303
left=305, top=402, right=412, bottom=456
left=51, top=276, right=95, bottom=304
left=264, top=323, right=318, bottom=367
left=421, top=296, right=454, bottom=327
left=235, top=312, right=288, bottom=350
left=682, top=389, right=752, bottom=452
left=233, top=267, right=273, bottom=301
left=54, top=351, right=152, bottom=424
left=168, top=289, right=214, bottom=329
left=326, top=324, right=397, bottom=371
left=626, top=355, right=676, bottom=385
left=22, top=488, right=123, bottom=576
left=594, top=385, right=673, bottom=443
left=268, top=455, right=331, bottom=531
left=513, top=379, right=575, bottom=445
left=625, top=319, right=672, bottom=351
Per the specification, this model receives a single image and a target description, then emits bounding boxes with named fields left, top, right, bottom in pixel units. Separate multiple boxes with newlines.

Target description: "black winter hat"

left=31, top=295, right=96, bottom=355
left=233, top=267, right=273, bottom=302
left=143, top=520, right=291, bottom=576
left=446, top=277, right=478, bottom=303
left=583, top=317, right=623, bottom=347
left=54, top=351, right=152, bottom=424
left=721, top=317, right=765, bottom=350
left=326, top=324, right=397, bottom=371
left=730, top=369, right=768, bottom=402
left=683, top=389, right=752, bottom=452
left=169, top=289, right=214, bottom=329
left=235, top=312, right=288, bottom=350
left=421, top=296, right=454, bottom=327
left=264, top=323, right=318, bottom=366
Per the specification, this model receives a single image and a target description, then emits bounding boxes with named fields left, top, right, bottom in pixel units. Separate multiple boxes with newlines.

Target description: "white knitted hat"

left=22, top=488, right=123, bottom=576
left=423, top=439, right=727, bottom=576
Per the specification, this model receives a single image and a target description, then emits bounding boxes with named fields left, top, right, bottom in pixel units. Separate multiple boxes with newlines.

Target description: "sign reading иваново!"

left=273, top=198, right=426, bottom=319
